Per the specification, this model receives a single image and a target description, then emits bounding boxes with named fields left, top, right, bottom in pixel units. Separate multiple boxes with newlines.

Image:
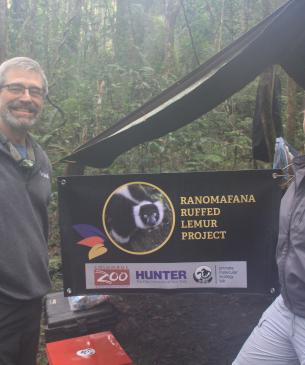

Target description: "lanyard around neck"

left=0, top=133, right=35, bottom=168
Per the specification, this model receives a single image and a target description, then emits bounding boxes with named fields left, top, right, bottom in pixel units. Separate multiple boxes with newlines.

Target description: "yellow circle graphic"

left=102, top=181, right=175, bottom=255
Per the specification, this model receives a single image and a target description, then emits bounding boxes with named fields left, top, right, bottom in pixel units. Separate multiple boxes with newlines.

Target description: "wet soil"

left=110, top=293, right=274, bottom=365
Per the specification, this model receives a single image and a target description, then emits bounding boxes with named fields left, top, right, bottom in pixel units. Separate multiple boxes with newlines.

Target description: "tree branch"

left=180, top=0, right=200, bottom=66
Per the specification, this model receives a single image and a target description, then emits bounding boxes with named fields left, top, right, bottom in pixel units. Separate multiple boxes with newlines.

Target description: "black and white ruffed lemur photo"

left=105, top=184, right=167, bottom=248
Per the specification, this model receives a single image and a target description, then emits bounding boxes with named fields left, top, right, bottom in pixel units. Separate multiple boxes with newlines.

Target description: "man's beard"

left=0, top=100, right=40, bottom=131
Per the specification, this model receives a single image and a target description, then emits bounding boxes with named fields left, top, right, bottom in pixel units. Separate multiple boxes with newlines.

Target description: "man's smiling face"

left=0, top=68, right=44, bottom=131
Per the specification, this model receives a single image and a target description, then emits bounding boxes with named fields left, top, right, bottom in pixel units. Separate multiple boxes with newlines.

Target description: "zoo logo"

left=193, top=265, right=213, bottom=284
left=94, top=267, right=130, bottom=286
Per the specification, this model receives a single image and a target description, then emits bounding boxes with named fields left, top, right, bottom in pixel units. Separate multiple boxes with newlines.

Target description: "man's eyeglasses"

left=0, top=83, right=45, bottom=98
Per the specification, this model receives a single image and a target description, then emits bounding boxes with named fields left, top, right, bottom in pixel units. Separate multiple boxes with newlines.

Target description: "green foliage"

left=4, top=0, right=298, bottom=180
left=48, top=256, right=63, bottom=288
left=4, top=0, right=303, bottom=201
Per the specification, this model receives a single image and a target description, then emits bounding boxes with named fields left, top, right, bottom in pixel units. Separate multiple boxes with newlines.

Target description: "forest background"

left=0, top=0, right=304, bottom=364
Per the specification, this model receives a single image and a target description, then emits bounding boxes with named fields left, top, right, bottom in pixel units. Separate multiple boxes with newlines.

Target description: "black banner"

left=58, top=170, right=282, bottom=295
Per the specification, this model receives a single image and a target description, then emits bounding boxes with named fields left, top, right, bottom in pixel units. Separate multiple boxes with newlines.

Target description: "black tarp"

left=252, top=70, right=283, bottom=162
left=61, top=0, right=305, bottom=168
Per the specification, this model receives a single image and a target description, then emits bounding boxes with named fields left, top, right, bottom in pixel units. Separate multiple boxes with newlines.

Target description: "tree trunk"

left=286, top=76, right=297, bottom=145
left=242, top=0, right=250, bottom=32
left=180, top=0, right=199, bottom=67
left=28, top=0, right=38, bottom=55
left=217, top=0, right=225, bottom=51
left=163, top=0, right=180, bottom=74
left=114, top=0, right=133, bottom=68
left=43, top=0, right=50, bottom=74
left=0, top=0, right=7, bottom=63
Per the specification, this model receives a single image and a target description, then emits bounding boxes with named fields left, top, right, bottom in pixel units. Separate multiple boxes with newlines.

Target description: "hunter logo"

left=94, top=266, right=130, bottom=286
left=193, top=265, right=213, bottom=284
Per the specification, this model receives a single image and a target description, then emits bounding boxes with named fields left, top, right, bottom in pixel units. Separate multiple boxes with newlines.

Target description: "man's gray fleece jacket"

left=277, top=154, right=305, bottom=318
left=0, top=136, right=52, bottom=301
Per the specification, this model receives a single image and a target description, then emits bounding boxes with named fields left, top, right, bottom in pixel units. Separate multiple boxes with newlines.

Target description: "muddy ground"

left=109, top=292, right=274, bottom=365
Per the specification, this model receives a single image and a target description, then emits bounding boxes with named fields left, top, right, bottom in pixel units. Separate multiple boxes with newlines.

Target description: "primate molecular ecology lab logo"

left=193, top=265, right=213, bottom=284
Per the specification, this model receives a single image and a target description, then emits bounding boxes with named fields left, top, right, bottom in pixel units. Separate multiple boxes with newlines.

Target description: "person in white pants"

left=233, top=110, right=305, bottom=365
